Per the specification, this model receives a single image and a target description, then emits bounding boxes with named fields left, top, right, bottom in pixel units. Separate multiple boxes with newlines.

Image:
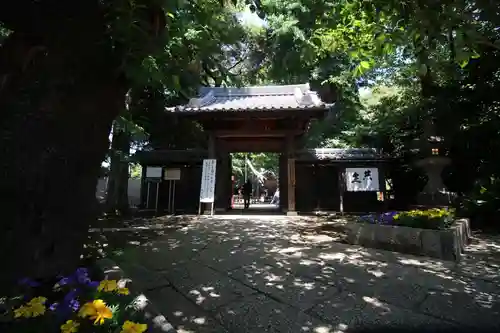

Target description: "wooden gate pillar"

left=203, top=132, right=217, bottom=214
left=208, top=132, right=216, bottom=158
left=215, top=151, right=230, bottom=212
left=286, top=134, right=297, bottom=216
left=278, top=154, right=288, bottom=212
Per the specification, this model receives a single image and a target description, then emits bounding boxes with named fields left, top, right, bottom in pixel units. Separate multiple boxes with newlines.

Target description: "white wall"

left=95, top=177, right=142, bottom=207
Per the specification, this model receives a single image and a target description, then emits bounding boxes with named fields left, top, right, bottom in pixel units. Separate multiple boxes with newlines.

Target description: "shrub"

left=455, top=179, right=500, bottom=230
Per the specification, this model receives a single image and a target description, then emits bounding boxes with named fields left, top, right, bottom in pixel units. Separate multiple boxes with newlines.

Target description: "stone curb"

left=96, top=258, right=177, bottom=333
left=344, top=218, right=472, bottom=262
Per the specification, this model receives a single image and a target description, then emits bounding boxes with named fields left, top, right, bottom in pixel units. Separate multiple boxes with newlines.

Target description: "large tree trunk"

left=105, top=121, right=132, bottom=216
left=0, top=6, right=127, bottom=294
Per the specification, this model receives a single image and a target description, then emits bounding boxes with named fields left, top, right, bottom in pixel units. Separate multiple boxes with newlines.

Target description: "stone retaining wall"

left=344, top=218, right=471, bottom=261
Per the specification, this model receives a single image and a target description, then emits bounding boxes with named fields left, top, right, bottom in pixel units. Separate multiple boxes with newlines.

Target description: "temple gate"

left=135, top=84, right=389, bottom=215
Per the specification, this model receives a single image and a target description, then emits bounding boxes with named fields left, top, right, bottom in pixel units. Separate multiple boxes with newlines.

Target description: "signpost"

left=164, top=168, right=181, bottom=214
left=198, top=159, right=217, bottom=216
left=145, top=167, right=162, bottom=214
left=146, top=166, right=162, bottom=178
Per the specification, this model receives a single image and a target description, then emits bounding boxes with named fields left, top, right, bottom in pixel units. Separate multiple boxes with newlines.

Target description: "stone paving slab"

left=228, top=262, right=340, bottom=311
left=347, top=296, right=454, bottom=329
left=418, top=289, right=500, bottom=328
left=112, top=260, right=171, bottom=291
left=307, top=291, right=365, bottom=325
left=216, top=294, right=336, bottom=333
left=146, top=285, right=229, bottom=333
left=110, top=215, right=500, bottom=332
left=160, top=263, right=257, bottom=311
left=195, top=239, right=291, bottom=272
left=338, top=277, right=429, bottom=310
left=120, top=246, right=190, bottom=272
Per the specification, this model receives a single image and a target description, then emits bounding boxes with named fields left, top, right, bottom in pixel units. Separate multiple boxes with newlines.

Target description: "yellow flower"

left=28, top=296, right=47, bottom=305
left=61, top=320, right=80, bottom=333
left=28, top=301, right=46, bottom=317
left=14, top=305, right=30, bottom=318
left=78, top=299, right=113, bottom=325
left=117, top=287, right=130, bottom=295
left=13, top=297, right=47, bottom=318
left=97, top=279, right=118, bottom=292
left=120, top=320, right=148, bottom=333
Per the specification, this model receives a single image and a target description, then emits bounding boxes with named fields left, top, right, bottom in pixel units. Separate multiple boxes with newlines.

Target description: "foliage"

left=231, top=153, right=278, bottom=183
left=227, top=1, right=365, bottom=148
left=456, top=179, right=500, bottom=229
left=129, top=164, right=142, bottom=179
left=314, top=0, right=498, bottom=75
left=0, top=23, right=10, bottom=44
left=2, top=268, right=145, bottom=333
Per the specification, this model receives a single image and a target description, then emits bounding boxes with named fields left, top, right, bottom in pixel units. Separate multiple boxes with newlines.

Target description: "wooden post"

left=378, top=164, right=387, bottom=212
left=287, top=158, right=296, bottom=214
left=286, top=134, right=297, bottom=216
left=215, top=151, right=229, bottom=212
left=155, top=182, right=160, bottom=215
left=314, top=163, right=320, bottom=211
left=206, top=132, right=216, bottom=214
left=278, top=154, right=287, bottom=212
left=208, top=132, right=216, bottom=159
left=338, top=168, right=345, bottom=215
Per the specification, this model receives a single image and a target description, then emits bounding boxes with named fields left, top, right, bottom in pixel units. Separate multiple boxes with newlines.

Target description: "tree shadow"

left=92, top=215, right=500, bottom=332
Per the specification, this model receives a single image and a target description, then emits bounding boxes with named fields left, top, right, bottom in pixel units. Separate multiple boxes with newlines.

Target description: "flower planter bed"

left=344, top=212, right=471, bottom=261
left=0, top=258, right=176, bottom=333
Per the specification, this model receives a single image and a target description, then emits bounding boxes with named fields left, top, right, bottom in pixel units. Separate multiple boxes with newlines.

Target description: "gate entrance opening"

left=230, top=152, right=280, bottom=214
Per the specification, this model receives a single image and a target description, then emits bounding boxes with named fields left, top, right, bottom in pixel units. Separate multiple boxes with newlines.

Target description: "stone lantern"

left=412, top=119, right=451, bottom=206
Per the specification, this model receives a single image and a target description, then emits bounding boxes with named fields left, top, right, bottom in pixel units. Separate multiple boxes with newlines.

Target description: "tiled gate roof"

left=167, top=83, right=331, bottom=112
left=295, top=148, right=388, bottom=161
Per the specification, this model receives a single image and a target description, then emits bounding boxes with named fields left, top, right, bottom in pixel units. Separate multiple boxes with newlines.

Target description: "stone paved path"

left=111, top=215, right=500, bottom=333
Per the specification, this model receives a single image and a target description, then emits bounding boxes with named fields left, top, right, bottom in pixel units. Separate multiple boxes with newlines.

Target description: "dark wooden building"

left=135, top=84, right=390, bottom=215
left=294, top=148, right=389, bottom=213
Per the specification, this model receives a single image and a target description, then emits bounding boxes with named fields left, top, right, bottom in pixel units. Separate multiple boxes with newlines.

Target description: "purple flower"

left=63, top=289, right=79, bottom=304
left=87, top=280, right=99, bottom=289
left=75, top=268, right=99, bottom=288
left=55, top=267, right=92, bottom=288
left=68, top=299, right=80, bottom=311
left=75, top=268, right=90, bottom=285
left=360, top=215, right=375, bottom=223
left=52, top=289, right=80, bottom=317
left=56, top=276, right=74, bottom=287
left=75, top=268, right=88, bottom=279
left=19, top=277, right=40, bottom=288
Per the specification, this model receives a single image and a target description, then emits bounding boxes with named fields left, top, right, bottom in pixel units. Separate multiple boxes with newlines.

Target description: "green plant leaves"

left=418, top=64, right=428, bottom=76
left=360, top=60, right=371, bottom=69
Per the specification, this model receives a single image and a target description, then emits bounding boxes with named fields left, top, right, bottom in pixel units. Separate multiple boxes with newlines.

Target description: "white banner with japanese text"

left=345, top=167, right=379, bottom=192
left=199, top=159, right=217, bottom=203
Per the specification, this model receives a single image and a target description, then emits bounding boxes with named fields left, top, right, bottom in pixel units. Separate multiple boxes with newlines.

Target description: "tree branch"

left=0, top=0, right=41, bottom=33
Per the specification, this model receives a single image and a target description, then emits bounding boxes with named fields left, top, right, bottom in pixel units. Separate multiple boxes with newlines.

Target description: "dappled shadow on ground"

left=84, top=215, right=191, bottom=260
left=90, top=213, right=193, bottom=229
left=100, top=215, right=500, bottom=333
